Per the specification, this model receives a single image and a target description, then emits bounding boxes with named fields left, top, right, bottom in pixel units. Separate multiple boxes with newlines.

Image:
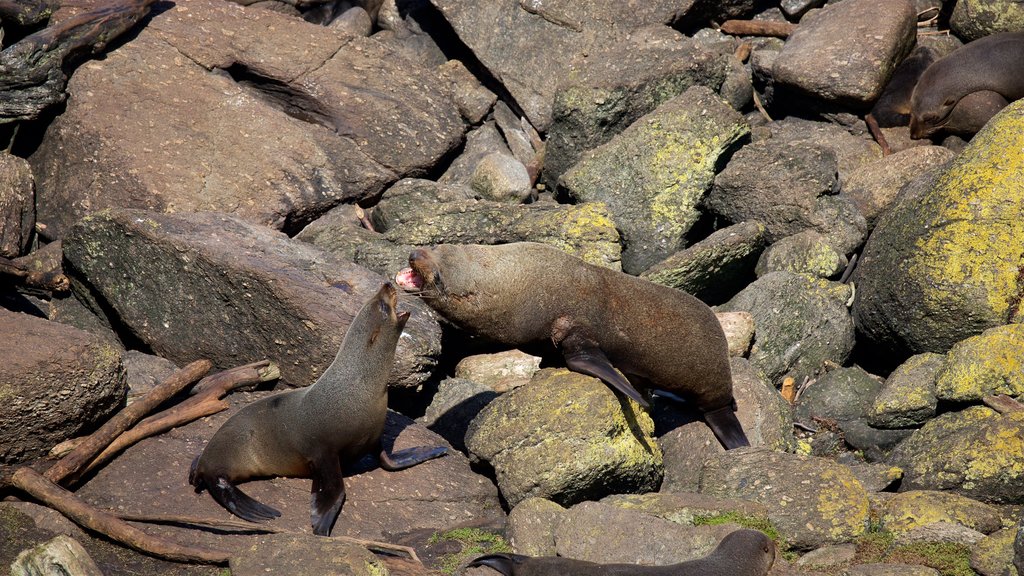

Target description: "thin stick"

left=752, top=90, right=773, bottom=122
left=720, top=19, right=796, bottom=38
left=11, top=467, right=230, bottom=565
left=44, top=360, right=212, bottom=486
left=115, top=513, right=423, bottom=562
left=983, top=394, right=1024, bottom=414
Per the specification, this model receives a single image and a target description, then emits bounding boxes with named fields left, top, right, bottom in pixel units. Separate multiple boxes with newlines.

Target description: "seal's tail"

left=704, top=404, right=751, bottom=450
left=466, top=554, right=525, bottom=576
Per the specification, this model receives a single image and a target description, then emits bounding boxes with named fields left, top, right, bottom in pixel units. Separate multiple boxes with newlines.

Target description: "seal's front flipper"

left=207, top=477, right=281, bottom=522
left=562, top=344, right=650, bottom=408
left=310, top=458, right=346, bottom=536
left=704, top=404, right=751, bottom=449
left=466, top=553, right=526, bottom=576
left=379, top=446, right=448, bottom=471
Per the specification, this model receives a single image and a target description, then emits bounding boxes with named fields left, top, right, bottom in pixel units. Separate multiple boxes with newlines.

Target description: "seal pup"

left=467, top=529, right=776, bottom=576
left=394, top=242, right=750, bottom=449
left=189, top=283, right=447, bottom=536
left=910, top=32, right=1024, bottom=139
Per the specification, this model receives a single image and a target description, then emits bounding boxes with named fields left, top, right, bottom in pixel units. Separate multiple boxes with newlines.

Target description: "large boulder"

left=933, top=324, right=1024, bottom=403
left=0, top=310, right=125, bottom=464
left=950, top=0, right=1024, bottom=42
left=29, top=0, right=463, bottom=239
left=853, top=100, right=1024, bottom=357
left=465, top=368, right=663, bottom=507
left=559, top=86, right=749, bottom=273
left=0, top=153, right=34, bottom=258
left=867, top=353, right=944, bottom=429
left=62, top=209, right=441, bottom=388
left=878, top=490, right=1002, bottom=536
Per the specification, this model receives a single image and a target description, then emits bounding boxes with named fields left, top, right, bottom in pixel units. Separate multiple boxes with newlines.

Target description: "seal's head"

left=712, top=529, right=776, bottom=574
left=910, top=85, right=958, bottom=139
left=395, top=246, right=453, bottom=303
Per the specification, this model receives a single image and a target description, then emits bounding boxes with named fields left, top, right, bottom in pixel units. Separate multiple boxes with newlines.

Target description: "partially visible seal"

left=910, top=32, right=1024, bottom=139
left=188, top=283, right=447, bottom=536
left=395, top=242, right=750, bottom=449
left=467, top=529, right=776, bottom=576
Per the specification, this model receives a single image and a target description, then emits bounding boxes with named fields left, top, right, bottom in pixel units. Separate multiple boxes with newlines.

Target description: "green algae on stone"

left=429, top=527, right=511, bottom=575
left=867, top=353, right=944, bottom=429
left=970, top=527, right=1018, bottom=576
left=559, top=85, right=749, bottom=274
left=465, top=368, right=663, bottom=507
left=934, top=324, right=1024, bottom=403
left=889, top=407, right=1024, bottom=504
left=951, top=0, right=1024, bottom=41
left=880, top=490, right=1002, bottom=536
left=754, top=230, right=846, bottom=279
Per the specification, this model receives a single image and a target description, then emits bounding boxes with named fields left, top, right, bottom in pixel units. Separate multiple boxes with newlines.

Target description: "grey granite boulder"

left=700, top=448, right=869, bottom=548
left=559, top=85, right=749, bottom=273
left=30, top=0, right=463, bottom=239
left=773, top=0, right=916, bottom=106
left=436, top=59, right=497, bottom=125
left=852, top=100, right=1024, bottom=357
left=764, top=117, right=882, bottom=184
left=506, top=498, right=567, bottom=556
left=841, top=146, right=954, bottom=230
left=0, top=153, right=34, bottom=258
left=755, top=230, right=847, bottom=279
left=795, top=366, right=882, bottom=424
left=951, top=0, right=1024, bottom=42
left=11, top=536, right=102, bottom=576
left=63, top=209, right=441, bottom=388
left=641, top=221, right=768, bottom=304
left=469, top=152, right=532, bottom=203
left=440, top=122, right=515, bottom=186
left=719, top=271, right=855, bottom=385
left=229, top=534, right=387, bottom=576
left=465, top=368, right=663, bottom=507
left=0, top=309, right=125, bottom=464
left=888, top=407, right=1024, bottom=504
left=454, top=350, right=542, bottom=393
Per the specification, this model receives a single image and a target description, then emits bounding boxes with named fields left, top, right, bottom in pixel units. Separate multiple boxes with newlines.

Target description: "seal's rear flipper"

left=207, top=477, right=281, bottom=522
left=466, top=553, right=525, bottom=576
left=379, top=446, right=448, bottom=471
left=562, top=345, right=650, bottom=408
left=310, top=459, right=346, bottom=536
left=704, top=404, right=751, bottom=449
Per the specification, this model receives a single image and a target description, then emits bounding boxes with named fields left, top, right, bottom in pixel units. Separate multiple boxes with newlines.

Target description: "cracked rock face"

left=29, top=0, right=463, bottom=239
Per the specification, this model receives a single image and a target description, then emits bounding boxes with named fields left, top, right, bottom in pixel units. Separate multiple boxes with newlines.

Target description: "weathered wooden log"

left=720, top=19, right=796, bottom=38
left=0, top=0, right=156, bottom=123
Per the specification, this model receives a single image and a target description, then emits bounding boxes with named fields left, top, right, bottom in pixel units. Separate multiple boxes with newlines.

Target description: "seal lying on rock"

left=395, top=242, right=750, bottom=449
left=910, top=32, right=1024, bottom=139
left=467, top=529, right=776, bottom=576
left=189, top=283, right=447, bottom=536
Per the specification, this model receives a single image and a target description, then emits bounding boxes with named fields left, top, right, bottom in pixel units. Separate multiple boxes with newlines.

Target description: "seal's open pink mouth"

left=395, top=267, right=423, bottom=291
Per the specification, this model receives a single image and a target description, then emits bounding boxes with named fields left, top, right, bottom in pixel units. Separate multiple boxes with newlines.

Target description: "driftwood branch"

left=44, top=359, right=212, bottom=487
left=11, top=467, right=230, bottom=565
left=115, top=513, right=422, bottom=563
left=0, top=255, right=69, bottom=293
left=0, top=0, right=156, bottom=123
left=720, top=19, right=796, bottom=38
left=80, top=360, right=279, bottom=476
left=983, top=394, right=1024, bottom=414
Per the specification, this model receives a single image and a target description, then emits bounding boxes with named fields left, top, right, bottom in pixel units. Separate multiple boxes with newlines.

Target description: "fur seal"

left=394, top=242, right=750, bottom=449
left=188, top=283, right=447, bottom=536
left=467, top=529, right=776, bottom=576
left=910, top=32, right=1024, bottom=139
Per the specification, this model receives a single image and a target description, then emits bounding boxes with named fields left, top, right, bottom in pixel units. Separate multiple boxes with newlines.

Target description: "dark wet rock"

left=0, top=153, right=34, bottom=258
left=545, top=27, right=738, bottom=184
left=229, top=533, right=387, bottom=576
left=780, top=0, right=825, bottom=20
left=719, top=271, right=855, bottom=385
left=552, top=500, right=736, bottom=564
left=418, top=377, right=498, bottom=452
left=699, top=448, right=870, bottom=549
left=795, top=366, right=882, bottom=424
left=453, top=350, right=542, bottom=393
left=755, top=230, right=847, bottom=279
left=852, top=100, right=1024, bottom=358
left=950, top=0, right=1024, bottom=42
left=641, top=221, right=768, bottom=304
left=62, top=209, right=441, bottom=388
left=706, top=137, right=866, bottom=253
left=465, top=368, right=662, bottom=508
left=11, top=535, right=103, bottom=576
left=933, top=324, right=1024, bottom=403
left=838, top=419, right=915, bottom=456
left=773, top=0, right=916, bottom=106
left=841, top=146, right=954, bottom=230
left=888, top=407, right=1024, bottom=504
left=436, top=59, right=497, bottom=125
left=506, top=497, right=566, bottom=556
left=658, top=358, right=795, bottom=493
left=559, top=85, right=749, bottom=273
left=970, top=527, right=1018, bottom=576
left=30, top=0, right=463, bottom=239
left=0, top=309, right=125, bottom=464
left=76, top=395, right=504, bottom=544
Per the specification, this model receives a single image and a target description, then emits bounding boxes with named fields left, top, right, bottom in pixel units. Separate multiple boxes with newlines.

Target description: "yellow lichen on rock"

left=935, top=324, right=1024, bottom=402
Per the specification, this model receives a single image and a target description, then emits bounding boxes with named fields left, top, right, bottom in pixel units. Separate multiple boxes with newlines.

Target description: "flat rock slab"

left=62, top=209, right=441, bottom=388
left=229, top=533, right=388, bottom=576
left=30, top=0, right=463, bottom=239
left=75, top=391, right=505, bottom=547
left=773, top=0, right=916, bottom=106
left=0, top=309, right=125, bottom=464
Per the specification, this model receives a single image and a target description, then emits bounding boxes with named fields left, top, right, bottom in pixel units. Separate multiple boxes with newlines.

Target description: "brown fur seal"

left=910, top=32, right=1024, bottom=139
left=394, top=242, right=750, bottom=449
left=467, top=529, right=776, bottom=576
left=188, top=283, right=447, bottom=536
